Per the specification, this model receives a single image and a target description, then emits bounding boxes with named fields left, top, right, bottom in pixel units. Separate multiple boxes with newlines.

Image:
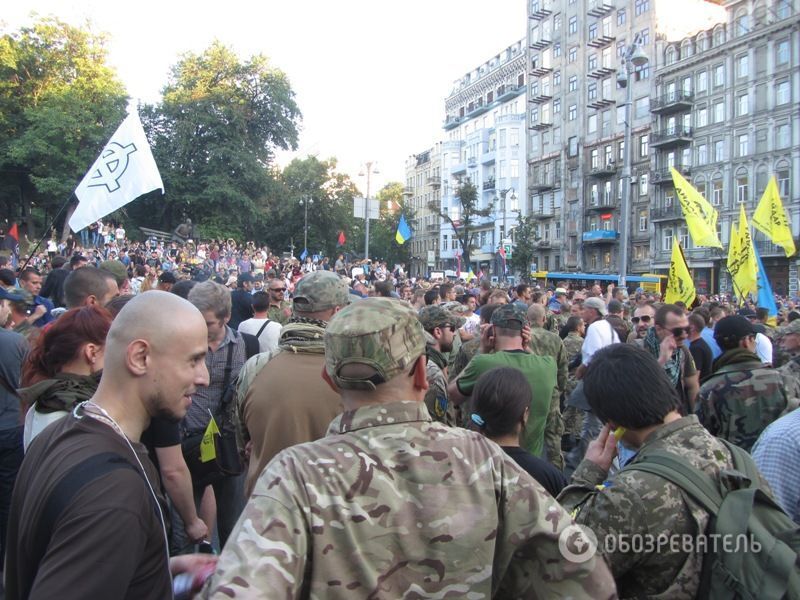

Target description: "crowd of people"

left=0, top=224, right=798, bottom=599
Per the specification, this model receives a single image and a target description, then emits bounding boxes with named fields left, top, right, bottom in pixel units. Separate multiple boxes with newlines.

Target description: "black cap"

left=158, top=271, right=177, bottom=284
left=736, top=307, right=757, bottom=318
left=714, top=315, right=755, bottom=346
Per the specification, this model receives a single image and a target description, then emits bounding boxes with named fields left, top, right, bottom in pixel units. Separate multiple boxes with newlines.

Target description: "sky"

left=5, top=0, right=526, bottom=195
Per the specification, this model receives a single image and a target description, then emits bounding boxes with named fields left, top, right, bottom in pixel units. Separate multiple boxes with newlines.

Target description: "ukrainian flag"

left=395, top=215, right=412, bottom=245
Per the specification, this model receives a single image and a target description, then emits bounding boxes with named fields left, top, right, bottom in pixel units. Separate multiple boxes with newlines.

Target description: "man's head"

left=515, top=284, right=531, bottom=304
left=418, top=305, right=465, bottom=353
left=654, top=304, right=690, bottom=347
left=292, top=271, right=352, bottom=320
left=99, top=260, right=129, bottom=294
left=582, top=297, right=606, bottom=324
left=565, top=315, right=585, bottom=336
left=187, top=280, right=232, bottom=344
left=101, top=291, right=210, bottom=423
left=487, top=289, right=509, bottom=305
left=439, top=283, right=456, bottom=302
left=250, top=291, right=269, bottom=314
left=0, top=286, right=26, bottom=327
left=526, top=303, right=546, bottom=328
left=462, top=293, right=477, bottom=314
left=607, top=299, right=623, bottom=317
left=237, top=272, right=254, bottom=291
left=69, top=254, right=89, bottom=270
left=714, top=316, right=756, bottom=352
left=157, top=271, right=177, bottom=292
left=64, top=267, right=120, bottom=309
left=780, top=320, right=800, bottom=353
left=584, top=344, right=680, bottom=436
left=423, top=289, right=440, bottom=306
left=491, top=303, right=529, bottom=339
left=267, top=277, right=287, bottom=303
left=323, top=297, right=427, bottom=402
left=632, top=303, right=656, bottom=338
left=687, top=313, right=706, bottom=341
left=18, top=269, right=42, bottom=296
left=374, top=280, right=393, bottom=298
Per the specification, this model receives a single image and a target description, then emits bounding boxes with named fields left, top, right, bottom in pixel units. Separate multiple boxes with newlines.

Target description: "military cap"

left=737, top=307, right=757, bottom=319
left=555, top=287, right=567, bottom=296
left=325, top=297, right=425, bottom=390
left=99, top=260, right=128, bottom=287
left=491, top=303, right=529, bottom=331
left=7, top=288, right=33, bottom=308
left=714, top=315, right=755, bottom=345
left=441, top=301, right=468, bottom=315
left=782, top=319, right=800, bottom=336
left=0, top=286, right=26, bottom=302
left=417, top=305, right=466, bottom=331
left=583, top=297, right=607, bottom=316
left=293, top=271, right=351, bottom=312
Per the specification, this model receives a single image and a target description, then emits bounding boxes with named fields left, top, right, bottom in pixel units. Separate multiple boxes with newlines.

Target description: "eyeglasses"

left=671, top=327, right=691, bottom=337
left=631, top=315, right=652, bottom=324
left=270, top=287, right=286, bottom=292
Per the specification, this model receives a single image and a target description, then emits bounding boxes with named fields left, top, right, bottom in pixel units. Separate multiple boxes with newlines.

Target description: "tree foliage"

left=508, top=211, right=540, bottom=279
left=134, top=41, right=301, bottom=239
left=368, top=182, right=414, bottom=265
left=0, top=17, right=128, bottom=237
left=429, top=178, right=492, bottom=268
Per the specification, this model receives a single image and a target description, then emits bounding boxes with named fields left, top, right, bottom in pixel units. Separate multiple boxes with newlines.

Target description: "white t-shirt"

left=755, top=332, right=773, bottom=365
left=238, top=318, right=282, bottom=354
left=581, top=318, right=620, bottom=365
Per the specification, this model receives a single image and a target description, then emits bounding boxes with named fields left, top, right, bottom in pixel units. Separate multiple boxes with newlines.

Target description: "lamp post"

left=302, top=195, right=311, bottom=252
left=496, top=187, right=517, bottom=281
left=617, top=37, right=648, bottom=290
left=359, top=161, right=379, bottom=261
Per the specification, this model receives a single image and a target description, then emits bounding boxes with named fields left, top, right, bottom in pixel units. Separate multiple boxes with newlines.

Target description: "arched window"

left=665, top=45, right=677, bottom=65
left=775, top=159, right=790, bottom=199
left=713, top=25, right=725, bottom=46
left=734, top=8, right=749, bottom=36
left=697, top=32, right=708, bottom=51
left=682, top=39, right=694, bottom=58
left=753, top=1, right=767, bottom=26
left=735, top=166, right=749, bottom=206
left=694, top=174, right=707, bottom=201
left=755, top=164, right=769, bottom=197
left=711, top=172, right=724, bottom=206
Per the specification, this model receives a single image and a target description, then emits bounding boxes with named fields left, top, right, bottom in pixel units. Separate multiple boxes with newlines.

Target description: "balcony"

left=587, top=0, right=614, bottom=17
left=588, top=162, right=618, bottom=178
left=497, top=84, right=526, bottom=102
left=755, top=239, right=787, bottom=256
left=451, top=161, right=466, bottom=174
left=587, top=34, right=616, bottom=49
left=583, top=230, right=618, bottom=244
left=566, top=254, right=579, bottom=268
left=535, top=239, right=553, bottom=248
left=403, top=186, right=414, bottom=196
left=585, top=197, right=618, bottom=211
left=467, top=156, right=477, bottom=167
left=443, top=115, right=465, bottom=130
left=587, top=97, right=616, bottom=110
left=650, top=90, right=694, bottom=114
left=651, top=166, right=690, bottom=185
left=530, top=207, right=556, bottom=219
left=588, top=65, right=616, bottom=79
left=529, top=1, right=552, bottom=20
left=481, top=150, right=496, bottom=164
left=427, top=176, right=441, bottom=188
left=650, top=205, right=683, bottom=221
left=483, top=179, right=496, bottom=191
left=529, top=119, right=553, bottom=131
left=530, top=91, right=553, bottom=104
left=529, top=172, right=560, bottom=191
left=530, top=37, right=552, bottom=51
left=651, top=126, right=693, bottom=148
left=530, top=63, right=554, bottom=77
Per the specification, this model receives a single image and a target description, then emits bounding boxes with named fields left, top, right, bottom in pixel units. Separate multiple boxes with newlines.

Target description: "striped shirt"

left=751, top=408, right=800, bottom=522
left=183, top=326, right=247, bottom=432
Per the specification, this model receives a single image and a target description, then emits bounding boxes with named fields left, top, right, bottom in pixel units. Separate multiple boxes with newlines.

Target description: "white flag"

left=69, top=111, right=163, bottom=232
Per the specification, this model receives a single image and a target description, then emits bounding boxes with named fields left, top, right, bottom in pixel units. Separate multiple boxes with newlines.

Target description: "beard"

left=145, top=389, right=188, bottom=424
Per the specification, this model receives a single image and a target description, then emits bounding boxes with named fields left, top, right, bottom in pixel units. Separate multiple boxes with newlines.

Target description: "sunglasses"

left=670, top=327, right=691, bottom=337
left=631, top=315, right=652, bottom=324
left=270, top=287, right=286, bottom=292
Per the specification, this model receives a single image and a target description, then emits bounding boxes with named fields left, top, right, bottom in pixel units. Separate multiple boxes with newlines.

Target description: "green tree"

left=135, top=41, right=300, bottom=239
left=368, top=182, right=414, bottom=266
left=0, top=17, right=128, bottom=237
left=508, top=211, right=540, bottom=280
left=429, top=178, right=492, bottom=269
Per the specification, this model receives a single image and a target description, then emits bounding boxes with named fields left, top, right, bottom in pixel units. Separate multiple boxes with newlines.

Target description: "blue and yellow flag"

left=395, top=214, right=412, bottom=245
left=753, top=243, right=778, bottom=326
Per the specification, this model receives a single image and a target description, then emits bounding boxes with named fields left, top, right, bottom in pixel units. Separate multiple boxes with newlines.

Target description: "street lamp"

left=358, top=161, right=379, bottom=261
left=496, top=187, right=517, bottom=281
left=302, top=195, right=312, bottom=252
left=617, top=36, right=648, bottom=290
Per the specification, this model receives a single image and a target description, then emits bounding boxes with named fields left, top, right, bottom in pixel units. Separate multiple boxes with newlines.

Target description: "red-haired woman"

left=18, top=305, right=111, bottom=450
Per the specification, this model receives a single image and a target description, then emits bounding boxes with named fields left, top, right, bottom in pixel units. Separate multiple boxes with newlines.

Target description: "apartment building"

left=440, top=39, right=528, bottom=276
left=649, top=0, right=799, bottom=295
left=526, top=0, right=725, bottom=275
left=404, top=144, right=443, bottom=277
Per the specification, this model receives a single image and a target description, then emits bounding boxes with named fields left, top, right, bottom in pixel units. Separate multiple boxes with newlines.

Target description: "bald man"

left=6, top=292, right=216, bottom=600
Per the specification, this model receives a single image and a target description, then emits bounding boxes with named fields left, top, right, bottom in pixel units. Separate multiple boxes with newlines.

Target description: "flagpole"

left=19, top=194, right=76, bottom=272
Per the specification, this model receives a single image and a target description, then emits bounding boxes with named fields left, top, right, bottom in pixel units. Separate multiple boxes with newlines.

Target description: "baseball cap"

left=782, top=319, right=800, bottom=336
left=0, top=287, right=27, bottom=302
left=418, top=305, right=466, bottom=331
left=491, top=303, right=529, bottom=331
left=293, top=271, right=351, bottom=313
left=714, top=315, right=755, bottom=346
left=99, top=260, right=128, bottom=287
left=555, top=287, right=567, bottom=296
left=325, top=297, right=425, bottom=390
left=583, top=297, right=608, bottom=316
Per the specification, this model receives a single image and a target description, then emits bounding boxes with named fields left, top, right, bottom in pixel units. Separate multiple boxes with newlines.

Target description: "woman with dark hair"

left=19, top=305, right=112, bottom=449
left=470, top=367, right=566, bottom=497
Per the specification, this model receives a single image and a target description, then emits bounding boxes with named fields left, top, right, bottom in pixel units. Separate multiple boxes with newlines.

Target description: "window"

left=603, top=181, right=612, bottom=202
left=713, top=64, right=724, bottom=87
left=618, top=140, right=624, bottom=161
left=697, top=143, right=707, bottom=164
left=569, top=16, right=577, bottom=34
left=590, top=148, right=599, bottom=168
left=568, top=136, right=578, bottom=156
left=553, top=70, right=561, bottom=86
left=776, top=80, right=790, bottom=105
left=568, top=104, right=577, bottom=120
left=635, top=0, right=649, bottom=15
left=776, top=39, right=790, bottom=66
left=713, top=101, right=724, bottom=123
left=663, top=230, right=674, bottom=251
left=553, top=42, right=561, bottom=57
left=712, top=178, right=723, bottom=205
left=588, top=114, right=598, bottom=133
left=776, top=123, right=790, bottom=149
left=634, top=97, right=650, bottom=119
left=617, top=8, right=626, bottom=24
left=737, top=93, right=749, bottom=116
left=734, top=8, right=749, bottom=37
left=634, top=63, right=650, bottom=81
left=735, top=54, right=749, bottom=78
left=588, top=54, right=597, bottom=70
left=639, top=210, right=648, bottom=232
left=510, top=159, right=519, bottom=178
left=569, top=75, right=578, bottom=91
left=617, top=40, right=627, bottom=57
left=696, top=71, right=707, bottom=93
left=737, top=133, right=749, bottom=156
left=554, top=98, right=561, bottom=113
left=510, top=129, right=519, bottom=147
left=639, top=134, right=649, bottom=157
left=736, top=171, right=749, bottom=203
left=568, top=46, right=577, bottom=62
left=714, top=139, right=724, bottom=162
left=697, top=106, right=708, bottom=127
left=666, top=46, right=677, bottom=65
left=639, top=28, right=650, bottom=45
left=589, top=23, right=598, bottom=40
left=588, top=83, right=597, bottom=100
left=640, top=174, right=649, bottom=195
left=777, top=163, right=790, bottom=198
left=616, top=105, right=625, bottom=124
left=554, top=13, right=562, bottom=30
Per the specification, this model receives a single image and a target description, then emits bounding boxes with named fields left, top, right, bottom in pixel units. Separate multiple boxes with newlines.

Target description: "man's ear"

left=413, top=354, right=429, bottom=391
left=321, top=364, right=341, bottom=394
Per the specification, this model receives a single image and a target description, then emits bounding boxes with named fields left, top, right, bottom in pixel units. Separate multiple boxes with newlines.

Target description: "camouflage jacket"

left=563, top=333, right=584, bottom=364
left=449, top=337, right=480, bottom=380
left=267, top=300, right=292, bottom=325
left=779, top=355, right=800, bottom=410
left=559, top=416, right=764, bottom=599
left=202, top=401, right=617, bottom=599
left=697, top=349, right=788, bottom=452
left=529, top=327, right=568, bottom=395
left=424, top=348, right=456, bottom=426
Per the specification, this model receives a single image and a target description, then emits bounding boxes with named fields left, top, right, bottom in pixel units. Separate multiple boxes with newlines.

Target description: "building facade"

left=440, top=39, right=528, bottom=276
left=649, top=0, right=799, bottom=295
left=404, top=144, right=443, bottom=277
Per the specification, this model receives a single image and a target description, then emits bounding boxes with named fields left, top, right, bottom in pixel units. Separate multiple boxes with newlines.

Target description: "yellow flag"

left=752, top=176, right=796, bottom=257
left=727, top=204, right=758, bottom=302
left=670, top=167, right=723, bottom=249
left=665, top=238, right=696, bottom=307
left=200, top=416, right=220, bottom=463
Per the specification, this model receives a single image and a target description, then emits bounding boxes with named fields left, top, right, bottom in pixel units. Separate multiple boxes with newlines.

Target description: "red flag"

left=2, top=223, right=19, bottom=267
left=337, top=231, right=346, bottom=246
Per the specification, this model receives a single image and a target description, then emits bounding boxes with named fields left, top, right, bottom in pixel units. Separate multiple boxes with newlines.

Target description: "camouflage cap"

left=293, top=271, right=351, bottom=313
left=8, top=288, right=33, bottom=308
left=325, top=297, right=425, bottom=391
left=417, top=305, right=466, bottom=332
left=782, top=319, right=800, bottom=336
left=99, top=260, right=128, bottom=287
left=491, top=303, right=529, bottom=330
left=441, top=301, right=468, bottom=316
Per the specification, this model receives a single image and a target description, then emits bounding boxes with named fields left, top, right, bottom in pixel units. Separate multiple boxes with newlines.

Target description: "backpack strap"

left=254, top=319, right=272, bottom=340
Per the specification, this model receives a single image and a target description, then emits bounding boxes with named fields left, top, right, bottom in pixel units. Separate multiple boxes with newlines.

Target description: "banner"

left=752, top=176, right=796, bottom=257
left=395, top=214, right=412, bottom=245
left=69, top=111, right=164, bottom=233
left=727, top=204, right=758, bottom=302
left=670, top=167, right=723, bottom=249
left=664, top=237, right=696, bottom=307
left=753, top=243, right=778, bottom=326
left=337, top=231, right=346, bottom=246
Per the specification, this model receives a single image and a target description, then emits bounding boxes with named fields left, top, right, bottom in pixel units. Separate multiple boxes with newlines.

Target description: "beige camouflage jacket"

left=203, top=401, right=617, bottom=599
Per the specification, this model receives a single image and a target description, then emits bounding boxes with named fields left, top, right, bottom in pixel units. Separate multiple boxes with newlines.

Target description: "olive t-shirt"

left=6, top=413, right=172, bottom=600
left=456, top=350, right=557, bottom=457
